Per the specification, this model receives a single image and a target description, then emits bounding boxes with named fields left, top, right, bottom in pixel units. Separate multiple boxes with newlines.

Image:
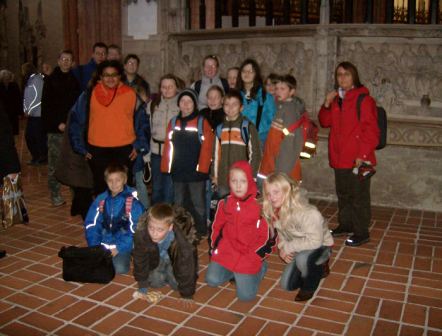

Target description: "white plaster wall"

left=127, top=1, right=157, bottom=39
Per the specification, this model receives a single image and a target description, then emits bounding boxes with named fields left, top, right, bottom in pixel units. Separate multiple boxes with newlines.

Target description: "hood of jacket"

left=229, top=160, right=258, bottom=200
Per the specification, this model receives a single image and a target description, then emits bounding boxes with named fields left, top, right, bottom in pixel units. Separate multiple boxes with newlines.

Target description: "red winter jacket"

left=318, top=86, right=379, bottom=169
left=210, top=161, right=272, bottom=274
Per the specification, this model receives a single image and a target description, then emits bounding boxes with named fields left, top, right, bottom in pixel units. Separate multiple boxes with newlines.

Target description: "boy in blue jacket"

left=84, top=164, right=145, bottom=274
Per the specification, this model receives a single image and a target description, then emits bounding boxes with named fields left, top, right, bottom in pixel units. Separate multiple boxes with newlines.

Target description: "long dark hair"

left=334, top=61, right=362, bottom=89
left=237, top=58, right=264, bottom=100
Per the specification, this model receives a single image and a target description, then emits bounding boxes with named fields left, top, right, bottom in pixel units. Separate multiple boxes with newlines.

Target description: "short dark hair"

left=108, top=44, right=121, bottom=51
left=206, top=85, right=224, bottom=98
left=58, top=49, right=74, bottom=58
left=334, top=61, right=362, bottom=88
left=277, top=74, right=297, bottom=90
left=203, top=55, right=220, bottom=68
left=124, top=54, right=140, bottom=65
left=97, top=60, right=125, bottom=77
left=266, top=73, right=280, bottom=85
left=224, top=89, right=243, bottom=107
left=93, top=42, right=108, bottom=52
left=148, top=203, right=174, bottom=226
left=104, top=163, right=128, bottom=179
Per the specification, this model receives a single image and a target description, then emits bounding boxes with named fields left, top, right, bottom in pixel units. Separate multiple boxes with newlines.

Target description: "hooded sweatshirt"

left=210, top=161, right=272, bottom=274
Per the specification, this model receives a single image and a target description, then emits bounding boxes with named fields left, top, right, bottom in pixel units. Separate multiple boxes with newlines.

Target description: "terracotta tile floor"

left=1, top=127, right=442, bottom=336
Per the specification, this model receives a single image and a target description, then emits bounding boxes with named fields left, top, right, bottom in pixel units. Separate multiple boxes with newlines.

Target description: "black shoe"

left=295, top=290, right=314, bottom=301
left=0, top=250, right=6, bottom=259
left=331, top=226, right=352, bottom=237
left=345, top=235, right=370, bottom=247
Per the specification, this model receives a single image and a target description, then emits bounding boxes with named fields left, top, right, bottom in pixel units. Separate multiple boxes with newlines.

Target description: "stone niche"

left=127, top=24, right=442, bottom=211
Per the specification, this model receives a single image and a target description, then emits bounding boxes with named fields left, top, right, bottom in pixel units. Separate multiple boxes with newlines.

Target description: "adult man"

left=123, top=54, right=150, bottom=102
left=191, top=55, right=229, bottom=110
left=41, top=50, right=81, bottom=206
left=107, top=44, right=122, bottom=62
left=72, top=42, right=107, bottom=91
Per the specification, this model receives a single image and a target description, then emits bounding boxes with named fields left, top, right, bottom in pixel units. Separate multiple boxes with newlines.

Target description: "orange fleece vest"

left=88, top=87, right=136, bottom=147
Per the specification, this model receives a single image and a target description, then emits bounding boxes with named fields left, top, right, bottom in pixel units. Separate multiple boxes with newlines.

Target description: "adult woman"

left=149, top=74, right=182, bottom=205
left=318, top=61, right=379, bottom=247
left=237, top=58, right=276, bottom=145
left=69, top=60, right=149, bottom=196
left=262, top=173, right=333, bottom=301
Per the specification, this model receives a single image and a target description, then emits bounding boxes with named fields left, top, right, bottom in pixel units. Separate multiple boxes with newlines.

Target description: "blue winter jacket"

left=84, top=185, right=145, bottom=253
left=68, top=90, right=150, bottom=157
left=241, top=87, right=276, bottom=144
left=72, top=59, right=97, bottom=92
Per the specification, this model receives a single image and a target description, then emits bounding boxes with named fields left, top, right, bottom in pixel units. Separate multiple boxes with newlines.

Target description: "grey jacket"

left=23, top=73, right=44, bottom=117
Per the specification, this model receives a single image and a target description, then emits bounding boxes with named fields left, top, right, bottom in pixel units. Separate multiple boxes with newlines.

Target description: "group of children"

left=82, top=62, right=333, bottom=303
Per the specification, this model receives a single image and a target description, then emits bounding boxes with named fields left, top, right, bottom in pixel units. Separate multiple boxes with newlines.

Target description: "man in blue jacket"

left=72, top=42, right=107, bottom=91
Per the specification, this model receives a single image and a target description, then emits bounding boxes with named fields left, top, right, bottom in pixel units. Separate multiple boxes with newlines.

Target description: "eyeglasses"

left=241, top=69, right=255, bottom=75
left=102, top=72, right=120, bottom=78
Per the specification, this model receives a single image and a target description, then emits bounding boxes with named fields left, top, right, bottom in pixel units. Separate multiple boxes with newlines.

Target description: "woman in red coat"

left=318, top=62, right=379, bottom=247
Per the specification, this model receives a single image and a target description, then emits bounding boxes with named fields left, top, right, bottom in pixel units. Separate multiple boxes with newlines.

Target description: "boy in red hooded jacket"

left=205, top=161, right=276, bottom=301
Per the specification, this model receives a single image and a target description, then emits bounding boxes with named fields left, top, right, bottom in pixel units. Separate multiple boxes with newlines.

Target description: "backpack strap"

left=356, top=94, right=368, bottom=120
left=215, top=123, right=223, bottom=140
left=240, top=118, right=250, bottom=144
left=255, top=94, right=266, bottom=131
left=220, top=78, right=229, bottom=93
left=171, top=115, right=178, bottom=130
left=98, top=199, right=105, bottom=213
left=283, top=113, right=307, bottom=136
left=194, top=80, right=202, bottom=94
left=125, top=196, right=133, bottom=217
left=197, top=115, right=204, bottom=143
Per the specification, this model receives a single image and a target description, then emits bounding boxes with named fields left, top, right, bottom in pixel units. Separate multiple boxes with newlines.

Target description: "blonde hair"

left=137, top=203, right=174, bottom=232
left=262, top=173, right=313, bottom=231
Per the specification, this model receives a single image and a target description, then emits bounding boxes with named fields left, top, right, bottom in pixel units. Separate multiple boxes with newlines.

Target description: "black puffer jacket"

left=0, top=102, right=20, bottom=180
left=132, top=223, right=198, bottom=298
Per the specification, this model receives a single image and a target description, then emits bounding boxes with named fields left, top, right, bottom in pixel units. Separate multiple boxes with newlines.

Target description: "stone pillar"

left=319, top=0, right=330, bottom=24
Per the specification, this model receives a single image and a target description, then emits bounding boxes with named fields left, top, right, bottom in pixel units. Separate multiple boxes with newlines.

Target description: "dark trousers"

left=25, top=117, right=47, bottom=161
left=174, top=181, right=207, bottom=235
left=334, top=168, right=371, bottom=237
left=88, top=144, right=134, bottom=196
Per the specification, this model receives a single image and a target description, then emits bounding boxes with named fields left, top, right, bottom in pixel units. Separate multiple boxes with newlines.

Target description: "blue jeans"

left=205, top=261, right=268, bottom=301
left=174, top=180, right=207, bottom=235
left=135, top=170, right=149, bottom=210
left=148, top=257, right=178, bottom=290
left=113, top=251, right=131, bottom=274
left=151, top=154, right=174, bottom=205
left=280, top=246, right=331, bottom=292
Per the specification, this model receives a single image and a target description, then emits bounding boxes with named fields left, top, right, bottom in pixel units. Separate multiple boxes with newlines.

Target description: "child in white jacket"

left=262, top=172, right=333, bottom=301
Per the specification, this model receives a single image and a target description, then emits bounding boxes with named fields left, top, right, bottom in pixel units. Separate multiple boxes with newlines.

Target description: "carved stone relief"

left=338, top=37, right=442, bottom=119
left=173, top=38, right=315, bottom=108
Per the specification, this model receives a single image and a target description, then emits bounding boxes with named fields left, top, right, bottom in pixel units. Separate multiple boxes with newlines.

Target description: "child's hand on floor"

left=180, top=297, right=194, bottom=309
left=132, top=289, right=162, bottom=303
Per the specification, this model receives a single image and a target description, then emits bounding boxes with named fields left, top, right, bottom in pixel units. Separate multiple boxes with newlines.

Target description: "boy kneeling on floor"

left=132, top=203, right=198, bottom=303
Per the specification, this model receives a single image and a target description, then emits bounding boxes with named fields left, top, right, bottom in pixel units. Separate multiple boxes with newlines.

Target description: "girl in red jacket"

left=205, top=161, right=276, bottom=301
left=318, top=61, right=379, bottom=247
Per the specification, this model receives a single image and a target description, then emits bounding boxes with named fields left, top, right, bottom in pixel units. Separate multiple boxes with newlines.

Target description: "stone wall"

left=125, top=23, right=442, bottom=211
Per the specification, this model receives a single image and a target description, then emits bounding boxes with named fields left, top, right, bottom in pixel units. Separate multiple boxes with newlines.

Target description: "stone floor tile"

left=372, top=320, right=400, bottom=336
left=184, top=316, right=234, bottom=335
left=230, top=316, right=266, bottom=336
left=144, top=305, right=190, bottom=324
left=171, top=327, right=212, bottom=336
left=399, top=325, right=425, bottom=336
left=304, top=306, right=350, bottom=323
left=38, top=295, right=78, bottom=315
left=429, top=307, right=442, bottom=330
left=198, top=306, right=243, bottom=325
left=0, top=322, right=47, bottom=336
left=285, top=326, right=315, bottom=336
left=257, top=321, right=289, bottom=335
left=19, top=311, right=64, bottom=332
left=72, top=305, right=114, bottom=327
left=297, top=316, right=345, bottom=334
left=55, top=324, right=100, bottom=336
left=251, top=306, right=297, bottom=324
left=402, top=303, right=427, bottom=326
left=0, top=306, right=30, bottom=327
left=345, top=315, right=374, bottom=336
left=91, top=311, right=136, bottom=335
left=355, top=296, right=380, bottom=316
left=379, top=299, right=404, bottom=321
left=5, top=292, right=47, bottom=309
left=55, top=299, right=95, bottom=320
